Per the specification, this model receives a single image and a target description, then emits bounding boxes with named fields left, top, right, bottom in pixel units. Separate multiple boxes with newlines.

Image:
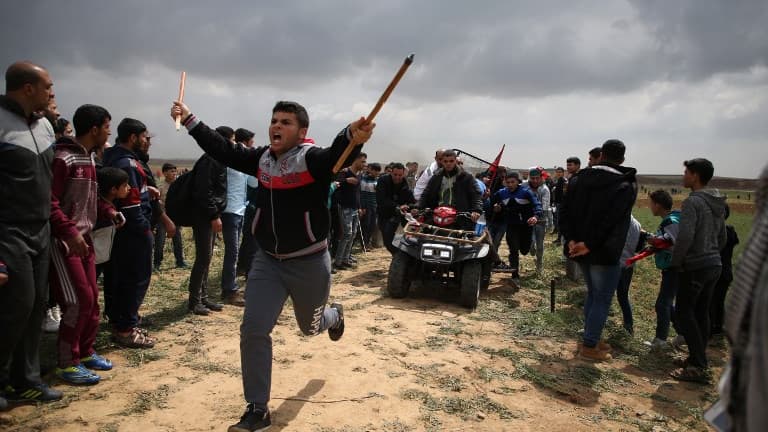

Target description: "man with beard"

left=171, top=99, right=373, bottom=432
left=137, top=134, right=176, bottom=254
left=101, top=118, right=156, bottom=348
left=0, top=61, right=62, bottom=406
left=418, top=150, right=482, bottom=230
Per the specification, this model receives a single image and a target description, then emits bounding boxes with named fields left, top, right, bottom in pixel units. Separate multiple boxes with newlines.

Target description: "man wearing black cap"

left=101, top=118, right=156, bottom=348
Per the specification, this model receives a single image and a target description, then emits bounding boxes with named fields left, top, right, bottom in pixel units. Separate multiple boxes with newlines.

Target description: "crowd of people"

left=1, top=60, right=765, bottom=431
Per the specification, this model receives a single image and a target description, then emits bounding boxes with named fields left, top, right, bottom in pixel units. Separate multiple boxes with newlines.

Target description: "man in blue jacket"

left=561, top=139, right=637, bottom=362
left=171, top=99, right=373, bottom=432
left=102, top=118, right=155, bottom=349
left=490, top=172, right=542, bottom=284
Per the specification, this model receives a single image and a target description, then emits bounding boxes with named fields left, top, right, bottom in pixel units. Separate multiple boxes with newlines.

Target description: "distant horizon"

left=147, top=157, right=760, bottom=182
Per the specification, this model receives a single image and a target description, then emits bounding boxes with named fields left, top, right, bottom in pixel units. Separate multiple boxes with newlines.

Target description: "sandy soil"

left=1, top=245, right=719, bottom=432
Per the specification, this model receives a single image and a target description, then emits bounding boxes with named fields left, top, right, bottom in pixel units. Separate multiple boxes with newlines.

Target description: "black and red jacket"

left=184, top=115, right=362, bottom=259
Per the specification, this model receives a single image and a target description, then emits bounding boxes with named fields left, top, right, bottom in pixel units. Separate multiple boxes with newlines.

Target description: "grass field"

left=7, top=193, right=755, bottom=431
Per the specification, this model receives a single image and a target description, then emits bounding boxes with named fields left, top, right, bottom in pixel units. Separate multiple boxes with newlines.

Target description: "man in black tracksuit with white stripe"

left=0, top=61, right=63, bottom=406
left=171, top=100, right=374, bottom=432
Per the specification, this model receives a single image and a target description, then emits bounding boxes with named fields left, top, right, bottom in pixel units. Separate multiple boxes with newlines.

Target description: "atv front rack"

left=402, top=221, right=488, bottom=245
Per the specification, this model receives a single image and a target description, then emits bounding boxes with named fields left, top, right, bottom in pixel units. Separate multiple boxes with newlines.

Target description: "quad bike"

left=386, top=206, right=492, bottom=309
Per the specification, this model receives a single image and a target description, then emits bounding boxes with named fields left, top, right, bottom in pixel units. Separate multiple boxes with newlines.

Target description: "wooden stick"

left=332, top=54, right=414, bottom=174
left=175, top=71, right=187, bottom=131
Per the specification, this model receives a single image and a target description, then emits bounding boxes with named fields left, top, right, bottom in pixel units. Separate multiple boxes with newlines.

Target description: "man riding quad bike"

left=386, top=150, right=493, bottom=308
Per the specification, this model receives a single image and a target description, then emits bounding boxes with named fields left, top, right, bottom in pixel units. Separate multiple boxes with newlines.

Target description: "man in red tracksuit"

left=49, top=105, right=116, bottom=385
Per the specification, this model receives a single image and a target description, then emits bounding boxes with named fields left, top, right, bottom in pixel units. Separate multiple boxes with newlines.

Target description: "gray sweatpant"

left=241, top=248, right=340, bottom=408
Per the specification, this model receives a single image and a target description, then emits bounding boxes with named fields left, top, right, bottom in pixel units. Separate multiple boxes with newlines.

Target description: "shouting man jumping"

left=171, top=100, right=374, bottom=432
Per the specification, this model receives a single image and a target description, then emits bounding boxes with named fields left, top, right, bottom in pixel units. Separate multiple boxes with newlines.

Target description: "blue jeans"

left=530, top=223, right=546, bottom=271
left=361, top=205, right=377, bottom=246
left=154, top=223, right=185, bottom=268
left=655, top=270, right=679, bottom=340
left=580, top=262, right=621, bottom=348
left=616, top=266, right=634, bottom=334
left=334, top=208, right=359, bottom=264
left=221, top=213, right=244, bottom=296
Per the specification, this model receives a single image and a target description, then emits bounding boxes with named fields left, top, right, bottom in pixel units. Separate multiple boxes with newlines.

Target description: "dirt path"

left=1, top=246, right=719, bottom=432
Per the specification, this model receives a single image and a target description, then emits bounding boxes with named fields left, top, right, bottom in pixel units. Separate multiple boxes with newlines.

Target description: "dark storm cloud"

left=2, top=0, right=765, bottom=101
left=1, top=0, right=766, bottom=176
left=629, top=0, right=768, bottom=81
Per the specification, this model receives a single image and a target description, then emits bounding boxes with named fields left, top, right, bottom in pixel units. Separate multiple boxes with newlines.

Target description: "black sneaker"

left=228, top=404, right=271, bottom=432
left=189, top=304, right=211, bottom=316
left=328, top=303, right=344, bottom=341
left=5, top=383, right=63, bottom=403
left=203, top=300, right=224, bottom=312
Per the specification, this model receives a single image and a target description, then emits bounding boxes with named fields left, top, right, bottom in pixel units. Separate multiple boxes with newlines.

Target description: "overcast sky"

left=2, top=0, right=766, bottom=177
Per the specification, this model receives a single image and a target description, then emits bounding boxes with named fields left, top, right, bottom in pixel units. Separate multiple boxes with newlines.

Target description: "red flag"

left=488, top=144, right=505, bottom=184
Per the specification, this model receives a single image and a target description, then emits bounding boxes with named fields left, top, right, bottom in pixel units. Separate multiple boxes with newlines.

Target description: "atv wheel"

left=460, top=260, right=482, bottom=309
left=387, top=251, right=414, bottom=298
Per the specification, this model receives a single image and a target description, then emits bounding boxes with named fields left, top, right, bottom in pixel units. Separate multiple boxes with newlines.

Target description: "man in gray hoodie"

left=669, top=158, right=727, bottom=383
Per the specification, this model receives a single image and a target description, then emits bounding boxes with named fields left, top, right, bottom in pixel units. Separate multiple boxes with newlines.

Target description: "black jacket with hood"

left=418, top=168, right=483, bottom=214
left=559, top=163, right=638, bottom=265
left=191, top=153, right=227, bottom=221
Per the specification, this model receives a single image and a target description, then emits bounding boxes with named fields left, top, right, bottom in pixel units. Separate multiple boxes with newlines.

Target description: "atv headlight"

left=421, top=243, right=454, bottom=262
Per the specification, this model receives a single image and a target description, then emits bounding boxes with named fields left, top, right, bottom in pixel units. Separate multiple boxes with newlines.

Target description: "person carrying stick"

left=170, top=100, right=373, bottom=432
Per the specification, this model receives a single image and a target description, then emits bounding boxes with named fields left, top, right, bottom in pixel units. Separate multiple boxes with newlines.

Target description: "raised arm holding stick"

left=332, top=53, right=414, bottom=173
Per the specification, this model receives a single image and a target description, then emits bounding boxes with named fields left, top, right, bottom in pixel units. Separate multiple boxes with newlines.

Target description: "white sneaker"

left=42, top=307, right=60, bottom=333
left=644, top=338, right=669, bottom=351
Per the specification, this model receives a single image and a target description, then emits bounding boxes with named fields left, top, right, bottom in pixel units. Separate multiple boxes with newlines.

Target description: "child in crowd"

left=154, top=163, right=187, bottom=270
left=646, top=190, right=681, bottom=350
left=96, top=167, right=130, bottom=228
left=616, top=215, right=645, bottom=335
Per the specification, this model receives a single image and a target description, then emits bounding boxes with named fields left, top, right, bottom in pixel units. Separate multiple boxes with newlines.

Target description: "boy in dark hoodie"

left=560, top=139, right=637, bottom=362
left=49, top=105, right=116, bottom=385
left=668, top=158, right=727, bottom=383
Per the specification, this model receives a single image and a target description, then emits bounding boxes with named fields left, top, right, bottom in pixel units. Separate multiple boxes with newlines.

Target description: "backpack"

left=165, top=168, right=197, bottom=227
